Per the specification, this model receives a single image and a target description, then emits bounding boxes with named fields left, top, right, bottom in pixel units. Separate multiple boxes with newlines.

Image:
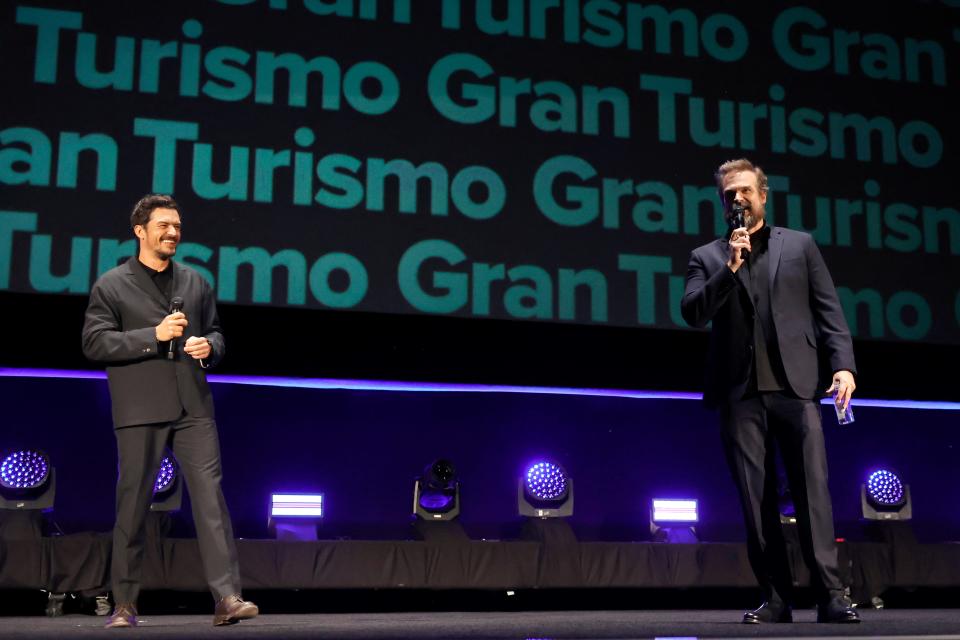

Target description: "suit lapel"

left=768, top=227, right=784, bottom=298
left=171, top=261, right=182, bottom=303
left=124, top=256, right=170, bottom=310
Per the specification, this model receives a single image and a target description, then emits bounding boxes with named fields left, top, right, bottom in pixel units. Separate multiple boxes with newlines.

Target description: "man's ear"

left=134, top=225, right=145, bottom=240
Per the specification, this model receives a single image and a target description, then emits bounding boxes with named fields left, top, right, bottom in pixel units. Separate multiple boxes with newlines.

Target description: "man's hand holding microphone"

left=727, top=203, right=751, bottom=273
left=155, top=311, right=187, bottom=343
left=154, top=297, right=210, bottom=362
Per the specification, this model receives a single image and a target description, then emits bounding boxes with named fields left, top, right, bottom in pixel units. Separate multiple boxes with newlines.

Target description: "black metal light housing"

left=413, top=458, right=460, bottom=521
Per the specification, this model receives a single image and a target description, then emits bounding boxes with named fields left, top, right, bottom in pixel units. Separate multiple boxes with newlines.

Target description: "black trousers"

left=111, top=414, right=240, bottom=603
left=720, top=392, right=842, bottom=605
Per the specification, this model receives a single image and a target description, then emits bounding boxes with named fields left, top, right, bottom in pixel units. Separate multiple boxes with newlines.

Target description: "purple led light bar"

left=1, top=368, right=957, bottom=409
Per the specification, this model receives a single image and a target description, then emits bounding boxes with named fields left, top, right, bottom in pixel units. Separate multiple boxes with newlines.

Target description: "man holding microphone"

left=82, top=194, right=257, bottom=628
left=681, top=159, right=859, bottom=624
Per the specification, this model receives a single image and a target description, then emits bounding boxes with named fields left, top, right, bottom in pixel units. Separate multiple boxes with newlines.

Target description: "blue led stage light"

left=0, top=450, right=50, bottom=491
left=861, top=468, right=911, bottom=520
left=150, top=452, right=182, bottom=512
left=525, top=462, right=569, bottom=502
left=269, top=493, right=325, bottom=541
left=0, top=449, right=56, bottom=512
left=866, top=469, right=905, bottom=507
left=650, top=499, right=699, bottom=543
left=414, top=459, right=460, bottom=520
left=154, top=456, right=177, bottom=494
left=519, top=459, right=573, bottom=518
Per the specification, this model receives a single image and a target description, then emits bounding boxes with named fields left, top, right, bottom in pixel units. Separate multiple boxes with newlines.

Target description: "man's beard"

left=153, top=242, right=176, bottom=260
left=743, top=205, right=764, bottom=229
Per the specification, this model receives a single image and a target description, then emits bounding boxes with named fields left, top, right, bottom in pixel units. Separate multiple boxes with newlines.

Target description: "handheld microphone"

left=167, top=296, right=184, bottom=360
left=730, top=203, right=748, bottom=260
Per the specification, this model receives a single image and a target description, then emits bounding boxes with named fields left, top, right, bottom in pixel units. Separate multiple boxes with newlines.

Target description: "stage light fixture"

left=778, top=487, right=797, bottom=525
left=411, top=459, right=469, bottom=543
left=268, top=493, right=324, bottom=541
left=518, top=460, right=573, bottom=518
left=861, top=468, right=912, bottom=520
left=155, top=456, right=177, bottom=493
left=650, top=499, right=699, bottom=543
left=150, top=454, right=182, bottom=512
left=0, top=449, right=56, bottom=511
left=413, top=459, right=460, bottom=521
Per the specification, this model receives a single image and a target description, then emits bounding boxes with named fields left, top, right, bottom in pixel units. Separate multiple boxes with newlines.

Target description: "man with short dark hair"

left=83, top=194, right=257, bottom=628
left=682, top=160, right=859, bottom=624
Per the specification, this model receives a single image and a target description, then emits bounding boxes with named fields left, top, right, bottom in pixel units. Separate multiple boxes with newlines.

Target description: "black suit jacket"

left=82, top=257, right=224, bottom=427
left=681, top=226, right=855, bottom=408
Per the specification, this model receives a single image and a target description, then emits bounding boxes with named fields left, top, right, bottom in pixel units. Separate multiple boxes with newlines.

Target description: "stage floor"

left=1, top=609, right=959, bottom=639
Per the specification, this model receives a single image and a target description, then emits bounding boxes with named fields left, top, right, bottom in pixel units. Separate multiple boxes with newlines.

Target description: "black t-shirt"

left=134, top=257, right=173, bottom=302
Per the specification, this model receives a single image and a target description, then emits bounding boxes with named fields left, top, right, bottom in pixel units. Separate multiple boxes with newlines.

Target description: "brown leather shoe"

left=213, top=594, right=259, bottom=626
left=105, top=603, right=138, bottom=628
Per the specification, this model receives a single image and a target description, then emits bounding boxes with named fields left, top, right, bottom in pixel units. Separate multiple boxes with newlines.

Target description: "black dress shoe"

left=817, top=596, right=860, bottom=623
left=743, top=601, right=793, bottom=624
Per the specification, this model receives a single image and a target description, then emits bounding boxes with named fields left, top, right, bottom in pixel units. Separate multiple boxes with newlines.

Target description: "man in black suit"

left=82, top=194, right=258, bottom=628
left=681, top=159, right=859, bottom=624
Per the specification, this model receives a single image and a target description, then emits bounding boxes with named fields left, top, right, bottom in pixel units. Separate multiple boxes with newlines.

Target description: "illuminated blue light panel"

left=271, top=493, right=324, bottom=518
left=652, top=499, right=699, bottom=523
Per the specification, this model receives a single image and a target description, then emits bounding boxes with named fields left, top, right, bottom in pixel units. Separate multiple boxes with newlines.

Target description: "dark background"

left=3, top=290, right=958, bottom=400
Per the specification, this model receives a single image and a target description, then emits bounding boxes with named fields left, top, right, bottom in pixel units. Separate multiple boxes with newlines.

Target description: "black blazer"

left=681, top=226, right=855, bottom=408
left=82, top=257, right=225, bottom=427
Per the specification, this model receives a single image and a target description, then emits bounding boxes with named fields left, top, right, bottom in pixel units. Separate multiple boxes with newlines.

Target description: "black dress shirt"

left=745, top=225, right=789, bottom=393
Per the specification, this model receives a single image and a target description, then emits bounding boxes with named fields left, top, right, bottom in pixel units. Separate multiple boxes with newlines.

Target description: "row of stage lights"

left=0, top=450, right=913, bottom=541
